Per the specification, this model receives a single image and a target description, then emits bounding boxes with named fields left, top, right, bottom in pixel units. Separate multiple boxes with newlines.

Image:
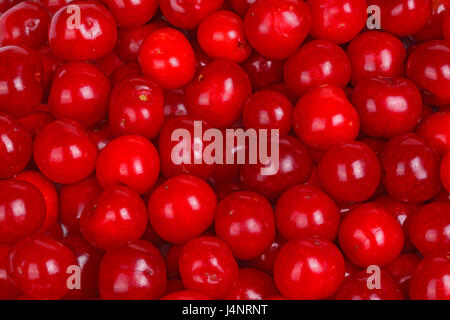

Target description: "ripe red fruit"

left=413, top=0, right=450, bottom=41
left=95, top=135, right=159, bottom=194
left=444, top=11, right=450, bottom=40
left=241, top=51, right=284, bottom=90
left=338, top=203, right=404, bottom=267
left=386, top=253, right=422, bottom=298
left=148, top=174, right=217, bottom=244
left=103, top=0, right=158, bottom=28
left=179, top=236, right=239, bottom=299
left=274, top=238, right=345, bottom=300
left=38, top=0, right=73, bottom=13
left=225, top=268, right=278, bottom=300
left=244, top=0, right=312, bottom=59
left=33, top=119, right=98, bottom=184
left=99, top=240, right=167, bottom=300
left=138, top=28, right=196, bottom=89
left=0, top=244, right=21, bottom=299
left=418, top=111, right=450, bottom=156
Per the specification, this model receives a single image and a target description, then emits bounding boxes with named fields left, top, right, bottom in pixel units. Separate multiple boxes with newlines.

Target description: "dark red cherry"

left=241, top=51, right=284, bottom=90
left=225, top=268, right=278, bottom=300
left=0, top=244, right=21, bottom=299
left=102, top=0, right=158, bottom=28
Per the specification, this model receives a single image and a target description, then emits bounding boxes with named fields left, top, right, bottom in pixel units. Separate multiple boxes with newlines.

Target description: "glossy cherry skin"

left=164, top=89, right=188, bottom=117
left=284, top=40, right=351, bottom=100
left=225, top=268, right=278, bottom=300
left=0, top=0, right=20, bottom=13
left=406, top=40, right=450, bottom=105
left=185, top=60, right=252, bottom=128
left=108, top=76, right=164, bottom=139
left=275, top=185, right=340, bottom=241
left=87, top=120, right=113, bottom=151
left=408, top=202, right=450, bottom=256
left=96, top=135, right=159, bottom=194
left=347, top=31, right=406, bottom=85
left=0, top=113, right=32, bottom=179
left=49, top=2, right=117, bottom=61
left=230, top=0, right=255, bottom=17
left=18, top=111, right=54, bottom=138
left=138, top=28, right=196, bottom=89
left=0, top=244, right=21, bottom=299
left=339, top=203, right=404, bottom=267
left=159, top=0, right=224, bottom=29
left=244, top=0, right=311, bottom=59
left=33, top=119, right=98, bottom=184
left=0, top=1, right=51, bottom=49
left=49, top=62, right=110, bottom=127
left=102, top=0, right=158, bottom=28
left=409, top=252, right=450, bottom=300
left=386, top=253, right=422, bottom=298
left=62, top=236, right=102, bottom=300
left=99, top=240, right=166, bottom=300
left=0, top=45, right=44, bottom=117
left=293, top=85, right=360, bottom=152
left=243, top=90, right=293, bottom=136
left=214, top=191, right=275, bottom=260
left=0, top=180, right=46, bottom=244
left=274, top=238, right=345, bottom=300
left=241, top=51, right=284, bottom=90
left=381, top=133, right=441, bottom=203
left=7, top=235, right=76, bottom=300
left=116, top=21, right=167, bottom=63
left=351, top=77, right=423, bottom=138
left=246, top=235, right=285, bottom=275
left=418, top=111, right=450, bottom=156
left=161, top=290, right=212, bottom=300
left=334, top=269, right=404, bottom=300
left=80, top=186, right=148, bottom=250
left=197, top=10, right=251, bottom=63
left=240, top=136, right=314, bottom=201
left=306, top=0, right=367, bottom=44
left=413, top=0, right=450, bottom=41
left=178, top=236, right=239, bottom=299
left=38, top=0, right=73, bottom=13
left=148, top=174, right=217, bottom=244
left=444, top=10, right=450, bottom=40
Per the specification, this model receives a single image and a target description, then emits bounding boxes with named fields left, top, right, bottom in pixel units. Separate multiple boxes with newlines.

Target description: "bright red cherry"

left=413, top=0, right=450, bottom=41
left=275, top=185, right=340, bottom=241
left=138, top=28, right=196, bottom=89
left=148, top=174, right=217, bottom=244
left=338, top=203, right=404, bottom=267
left=185, top=60, right=252, bottom=128
left=102, top=0, right=158, bottom=28
left=284, top=40, right=351, bottom=100
left=244, top=0, right=312, bottom=59
left=161, top=290, right=212, bottom=300
left=418, top=111, right=450, bottom=156
left=334, top=269, right=404, bottom=300
left=274, top=238, right=345, bottom=300
left=408, top=202, right=450, bottom=256
left=0, top=45, right=44, bottom=117
left=95, top=135, right=159, bottom=194
left=243, top=90, right=293, bottom=136
left=241, top=51, right=284, bottom=90
left=33, top=119, right=98, bottom=184
left=108, top=76, right=164, bottom=139
left=386, top=253, right=422, bottom=298
left=0, top=113, right=32, bottom=179
left=197, top=10, right=251, bottom=63
left=0, top=0, right=51, bottom=49
left=18, top=111, right=54, bottom=138
left=0, top=180, right=46, bottom=244
left=225, top=268, right=278, bottom=300
left=306, top=0, right=367, bottom=44
left=406, top=40, right=450, bottom=106
left=0, top=244, right=21, bottom=299
left=179, top=236, right=239, bottom=299
left=49, top=62, right=110, bottom=127
left=381, top=133, right=441, bottom=203
left=293, top=85, right=360, bottom=152
left=409, top=252, right=450, bottom=300
left=347, top=31, right=406, bottom=85
left=8, top=235, right=76, bottom=300
left=99, top=240, right=167, bottom=300
left=351, top=77, right=423, bottom=138
left=49, top=2, right=117, bottom=61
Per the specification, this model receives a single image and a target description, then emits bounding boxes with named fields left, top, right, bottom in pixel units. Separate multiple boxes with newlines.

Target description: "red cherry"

left=381, top=133, right=441, bottom=203
left=38, top=0, right=73, bottom=13
left=275, top=185, right=340, bottom=241
left=386, top=253, right=422, bottom=298
left=138, top=28, right=196, bottom=89
left=225, top=268, right=278, bottom=300
left=444, top=11, right=450, bottom=40
left=246, top=235, right=286, bottom=275
left=179, top=236, right=239, bottom=299
left=148, top=174, right=217, bottom=244
left=0, top=0, right=20, bottom=13
left=413, top=0, right=450, bottom=41
left=0, top=244, right=21, bottom=299
left=99, top=240, right=167, bottom=300
left=18, top=111, right=54, bottom=138
left=274, top=238, right=345, bottom=300
left=338, top=203, right=404, bottom=267
left=161, top=290, right=212, bottom=300
left=86, top=120, right=113, bottom=151
left=95, top=135, right=159, bottom=194
left=293, top=85, right=359, bottom=151
left=164, top=89, right=188, bottom=117
left=347, top=31, right=406, bottom=85
left=109, top=62, right=142, bottom=87
left=102, top=0, right=158, bottom=28
left=241, top=51, right=284, bottom=90
left=165, top=244, right=184, bottom=279
left=244, top=0, right=311, bottom=59
left=230, top=0, right=255, bottom=17
left=49, top=2, right=117, bottom=61
left=0, top=0, right=51, bottom=49
left=108, top=76, right=164, bottom=139
left=306, top=0, right=367, bottom=44
left=418, top=111, right=450, bottom=156
left=33, top=119, right=98, bottom=184
left=185, top=60, right=252, bottom=128
left=8, top=235, right=76, bottom=300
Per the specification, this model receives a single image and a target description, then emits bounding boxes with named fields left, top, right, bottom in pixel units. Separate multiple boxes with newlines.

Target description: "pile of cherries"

left=0, top=0, right=450, bottom=301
